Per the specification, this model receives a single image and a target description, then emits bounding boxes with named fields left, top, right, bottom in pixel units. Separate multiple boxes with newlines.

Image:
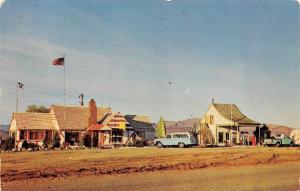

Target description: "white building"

left=199, top=101, right=260, bottom=146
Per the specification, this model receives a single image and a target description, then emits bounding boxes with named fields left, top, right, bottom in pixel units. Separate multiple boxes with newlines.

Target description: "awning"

left=101, top=125, right=112, bottom=131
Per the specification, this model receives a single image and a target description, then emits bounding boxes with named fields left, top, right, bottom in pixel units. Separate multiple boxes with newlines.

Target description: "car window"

left=172, top=134, right=189, bottom=138
left=166, top=135, right=171, bottom=138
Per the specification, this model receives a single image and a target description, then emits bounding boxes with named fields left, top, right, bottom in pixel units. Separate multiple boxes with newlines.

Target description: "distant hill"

left=165, top=118, right=201, bottom=133
left=0, top=124, right=9, bottom=132
left=266, top=124, right=295, bottom=137
left=164, top=118, right=295, bottom=136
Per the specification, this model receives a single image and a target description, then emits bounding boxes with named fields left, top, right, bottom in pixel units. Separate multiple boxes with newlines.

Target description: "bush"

left=53, top=131, right=61, bottom=148
left=8, top=137, right=15, bottom=150
left=22, top=140, right=29, bottom=149
left=43, top=136, right=51, bottom=149
left=0, top=138, right=15, bottom=151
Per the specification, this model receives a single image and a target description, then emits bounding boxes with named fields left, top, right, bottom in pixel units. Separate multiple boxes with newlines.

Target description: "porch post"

left=215, top=125, right=218, bottom=145
left=236, top=125, right=240, bottom=144
left=91, top=131, right=93, bottom=148
left=27, top=129, right=30, bottom=141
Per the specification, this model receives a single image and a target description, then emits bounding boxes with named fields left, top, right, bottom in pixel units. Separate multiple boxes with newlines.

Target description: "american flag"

left=52, top=57, right=64, bottom=66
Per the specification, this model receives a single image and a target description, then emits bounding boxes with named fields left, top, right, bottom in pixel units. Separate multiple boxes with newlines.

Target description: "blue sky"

left=0, top=0, right=299, bottom=128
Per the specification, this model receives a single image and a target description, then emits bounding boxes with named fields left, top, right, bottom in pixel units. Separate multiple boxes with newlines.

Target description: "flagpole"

left=63, top=55, right=66, bottom=121
left=16, top=83, right=19, bottom=113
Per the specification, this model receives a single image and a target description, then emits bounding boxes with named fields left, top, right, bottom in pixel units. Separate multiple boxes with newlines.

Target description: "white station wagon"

left=154, top=132, right=196, bottom=148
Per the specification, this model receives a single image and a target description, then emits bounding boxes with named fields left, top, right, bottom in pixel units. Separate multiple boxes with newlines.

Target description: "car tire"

left=156, top=142, right=163, bottom=148
left=178, top=143, right=185, bottom=148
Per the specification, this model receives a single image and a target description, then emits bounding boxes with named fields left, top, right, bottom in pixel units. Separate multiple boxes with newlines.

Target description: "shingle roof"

left=52, top=105, right=112, bottom=130
left=213, top=103, right=259, bottom=125
left=13, top=112, right=54, bottom=130
left=124, top=115, right=154, bottom=130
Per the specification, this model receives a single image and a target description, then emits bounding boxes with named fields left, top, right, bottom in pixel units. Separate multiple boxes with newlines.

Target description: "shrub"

left=53, top=131, right=61, bottom=148
left=22, top=140, right=29, bottom=149
left=43, top=136, right=51, bottom=149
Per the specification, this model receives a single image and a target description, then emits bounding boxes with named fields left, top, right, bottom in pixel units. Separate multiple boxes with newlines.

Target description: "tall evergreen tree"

left=156, top=116, right=166, bottom=138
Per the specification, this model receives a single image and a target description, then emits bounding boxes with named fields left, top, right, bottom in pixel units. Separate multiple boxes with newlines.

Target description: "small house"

left=9, top=112, right=55, bottom=148
left=124, top=115, right=155, bottom=141
left=200, top=101, right=260, bottom=146
left=50, top=99, right=112, bottom=145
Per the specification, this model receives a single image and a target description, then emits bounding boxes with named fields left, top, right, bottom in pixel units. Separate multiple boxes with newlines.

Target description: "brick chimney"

left=88, top=99, right=97, bottom=127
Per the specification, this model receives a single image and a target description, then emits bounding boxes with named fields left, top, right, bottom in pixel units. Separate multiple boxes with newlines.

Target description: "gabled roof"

left=99, top=112, right=129, bottom=129
left=212, top=103, right=259, bottom=125
left=13, top=112, right=54, bottom=130
left=51, top=105, right=112, bottom=130
left=124, top=115, right=154, bottom=130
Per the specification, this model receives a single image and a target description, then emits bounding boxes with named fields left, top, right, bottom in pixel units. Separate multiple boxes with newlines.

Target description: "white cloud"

left=0, top=0, right=6, bottom=8
left=294, top=0, right=300, bottom=7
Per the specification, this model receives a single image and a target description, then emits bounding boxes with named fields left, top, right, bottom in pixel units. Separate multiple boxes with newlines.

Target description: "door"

left=104, top=132, right=110, bottom=145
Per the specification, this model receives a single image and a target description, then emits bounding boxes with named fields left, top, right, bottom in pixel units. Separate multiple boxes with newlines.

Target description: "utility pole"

left=16, top=82, right=24, bottom=112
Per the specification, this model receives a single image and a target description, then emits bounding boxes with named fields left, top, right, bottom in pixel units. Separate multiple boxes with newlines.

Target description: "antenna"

left=79, top=94, right=84, bottom=106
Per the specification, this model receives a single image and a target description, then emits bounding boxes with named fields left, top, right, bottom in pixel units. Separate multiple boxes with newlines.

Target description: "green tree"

left=26, top=104, right=50, bottom=113
left=156, top=116, right=166, bottom=138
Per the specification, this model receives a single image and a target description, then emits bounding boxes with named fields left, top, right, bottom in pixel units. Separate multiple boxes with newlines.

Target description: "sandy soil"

left=1, top=147, right=300, bottom=190
left=3, top=163, right=300, bottom=191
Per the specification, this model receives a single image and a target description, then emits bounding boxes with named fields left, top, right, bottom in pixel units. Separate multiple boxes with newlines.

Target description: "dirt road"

left=2, top=147, right=300, bottom=190
left=3, top=163, right=300, bottom=191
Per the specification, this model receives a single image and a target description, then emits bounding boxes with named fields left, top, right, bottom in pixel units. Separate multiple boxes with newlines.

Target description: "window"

left=210, top=115, right=214, bottom=124
left=218, top=132, right=224, bottom=143
left=205, top=115, right=214, bottom=125
left=65, top=131, right=80, bottom=144
left=137, top=131, right=145, bottom=138
left=19, top=130, right=25, bottom=140
left=45, top=130, right=53, bottom=140
left=29, top=131, right=45, bottom=140
left=166, top=135, right=171, bottom=139
left=173, top=134, right=189, bottom=138
left=112, top=129, right=123, bottom=144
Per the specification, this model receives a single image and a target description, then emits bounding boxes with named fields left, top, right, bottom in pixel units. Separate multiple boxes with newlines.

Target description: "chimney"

left=88, top=99, right=97, bottom=127
left=212, top=98, right=215, bottom=104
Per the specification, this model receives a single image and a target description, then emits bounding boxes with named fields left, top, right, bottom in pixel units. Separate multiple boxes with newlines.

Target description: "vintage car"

left=154, top=132, right=196, bottom=148
left=263, top=134, right=294, bottom=147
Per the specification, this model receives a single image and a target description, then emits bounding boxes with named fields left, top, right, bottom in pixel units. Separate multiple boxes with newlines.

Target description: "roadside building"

left=96, top=112, right=133, bottom=146
left=124, top=115, right=155, bottom=141
left=290, top=129, right=300, bottom=145
left=8, top=99, right=127, bottom=148
left=9, top=112, right=55, bottom=148
left=50, top=99, right=111, bottom=145
left=200, top=101, right=260, bottom=146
